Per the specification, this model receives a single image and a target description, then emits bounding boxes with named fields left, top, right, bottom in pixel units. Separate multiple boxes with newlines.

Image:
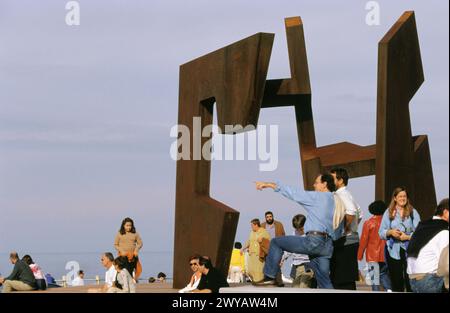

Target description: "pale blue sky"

left=0, top=0, right=448, bottom=263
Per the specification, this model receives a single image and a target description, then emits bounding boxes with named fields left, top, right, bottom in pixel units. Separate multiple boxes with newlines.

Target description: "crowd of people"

left=247, top=167, right=448, bottom=293
left=0, top=217, right=146, bottom=293
left=1, top=169, right=448, bottom=294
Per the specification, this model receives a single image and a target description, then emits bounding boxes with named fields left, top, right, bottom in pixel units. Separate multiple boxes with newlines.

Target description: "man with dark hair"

left=253, top=173, right=338, bottom=289
left=262, top=211, right=286, bottom=239
left=407, top=198, right=449, bottom=293
left=192, top=257, right=229, bottom=293
left=330, top=167, right=362, bottom=290
left=0, top=252, right=37, bottom=293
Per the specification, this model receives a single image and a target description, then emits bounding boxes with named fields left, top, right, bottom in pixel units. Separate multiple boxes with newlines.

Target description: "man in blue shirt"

left=253, top=174, right=337, bottom=289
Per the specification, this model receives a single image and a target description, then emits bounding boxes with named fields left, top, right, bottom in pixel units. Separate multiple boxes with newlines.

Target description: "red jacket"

left=358, top=215, right=386, bottom=263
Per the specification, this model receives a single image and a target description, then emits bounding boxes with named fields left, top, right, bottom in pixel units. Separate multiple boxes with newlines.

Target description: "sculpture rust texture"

left=173, top=11, right=436, bottom=288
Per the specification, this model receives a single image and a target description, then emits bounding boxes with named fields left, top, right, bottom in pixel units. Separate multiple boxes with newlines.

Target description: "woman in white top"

left=107, top=257, right=136, bottom=293
left=178, top=255, right=202, bottom=293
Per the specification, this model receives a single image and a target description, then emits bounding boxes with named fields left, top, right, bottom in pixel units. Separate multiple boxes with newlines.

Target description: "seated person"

left=45, top=274, right=61, bottom=288
left=179, top=254, right=202, bottom=293
left=0, top=252, right=37, bottom=293
left=192, top=257, right=229, bottom=293
left=71, top=270, right=85, bottom=286
left=88, top=252, right=117, bottom=293
left=107, top=257, right=136, bottom=293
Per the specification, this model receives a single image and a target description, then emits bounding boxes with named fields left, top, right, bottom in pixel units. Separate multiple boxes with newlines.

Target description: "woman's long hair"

left=22, top=255, right=34, bottom=265
left=388, top=187, right=414, bottom=220
left=119, top=217, right=136, bottom=235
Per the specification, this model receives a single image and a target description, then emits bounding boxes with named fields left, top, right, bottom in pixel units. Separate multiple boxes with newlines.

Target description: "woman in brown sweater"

left=114, top=217, right=143, bottom=281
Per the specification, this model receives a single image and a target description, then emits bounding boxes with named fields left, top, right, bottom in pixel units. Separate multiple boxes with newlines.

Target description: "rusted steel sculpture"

left=173, top=33, right=275, bottom=288
left=173, top=11, right=436, bottom=288
left=375, top=12, right=436, bottom=219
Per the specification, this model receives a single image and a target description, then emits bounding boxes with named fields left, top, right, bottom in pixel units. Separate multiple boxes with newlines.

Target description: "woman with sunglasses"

left=178, top=254, right=202, bottom=293
left=379, top=187, right=421, bottom=292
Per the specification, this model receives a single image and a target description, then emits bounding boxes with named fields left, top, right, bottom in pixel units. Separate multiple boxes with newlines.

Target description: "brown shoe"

left=275, top=272, right=285, bottom=287
left=252, top=277, right=277, bottom=286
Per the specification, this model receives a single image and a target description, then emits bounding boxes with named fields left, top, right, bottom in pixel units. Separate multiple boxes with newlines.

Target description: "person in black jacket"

left=192, top=257, right=229, bottom=293
left=0, top=252, right=37, bottom=293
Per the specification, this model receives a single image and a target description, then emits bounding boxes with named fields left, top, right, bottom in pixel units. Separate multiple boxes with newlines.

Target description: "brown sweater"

left=114, top=232, right=143, bottom=255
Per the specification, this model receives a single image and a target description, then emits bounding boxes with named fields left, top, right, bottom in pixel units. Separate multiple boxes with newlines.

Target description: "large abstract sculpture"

left=173, top=11, right=436, bottom=288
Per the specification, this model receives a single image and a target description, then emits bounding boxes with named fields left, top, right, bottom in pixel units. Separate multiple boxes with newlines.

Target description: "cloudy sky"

left=0, top=0, right=448, bottom=262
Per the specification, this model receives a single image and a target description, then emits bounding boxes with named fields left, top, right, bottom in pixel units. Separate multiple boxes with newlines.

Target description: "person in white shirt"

left=330, top=167, right=362, bottom=290
left=71, top=270, right=85, bottom=286
left=87, top=252, right=118, bottom=293
left=407, top=198, right=449, bottom=293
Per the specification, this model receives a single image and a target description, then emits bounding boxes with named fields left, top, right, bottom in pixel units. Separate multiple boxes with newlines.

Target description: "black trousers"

left=386, top=248, right=412, bottom=292
left=330, top=239, right=359, bottom=290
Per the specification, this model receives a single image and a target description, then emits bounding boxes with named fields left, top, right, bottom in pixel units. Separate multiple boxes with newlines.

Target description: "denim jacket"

left=379, top=208, right=421, bottom=260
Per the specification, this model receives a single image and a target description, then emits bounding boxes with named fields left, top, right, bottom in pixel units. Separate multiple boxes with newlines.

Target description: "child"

left=107, top=257, right=136, bottom=293
left=281, top=214, right=315, bottom=288
left=114, top=217, right=143, bottom=281
left=228, top=242, right=245, bottom=283
left=358, top=200, right=392, bottom=291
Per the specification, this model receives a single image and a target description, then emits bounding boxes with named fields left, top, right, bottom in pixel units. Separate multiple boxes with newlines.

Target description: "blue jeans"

left=410, top=274, right=445, bottom=293
left=368, top=262, right=391, bottom=291
left=263, top=235, right=334, bottom=289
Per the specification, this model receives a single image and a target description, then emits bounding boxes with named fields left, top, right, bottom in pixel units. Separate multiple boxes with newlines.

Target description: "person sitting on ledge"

left=253, top=174, right=337, bottom=289
left=0, top=252, right=37, bottom=293
left=178, top=254, right=202, bottom=293
left=107, top=257, right=136, bottom=293
left=192, top=257, right=229, bottom=293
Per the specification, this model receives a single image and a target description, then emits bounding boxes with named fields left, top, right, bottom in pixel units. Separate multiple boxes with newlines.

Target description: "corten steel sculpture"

left=173, top=11, right=436, bottom=288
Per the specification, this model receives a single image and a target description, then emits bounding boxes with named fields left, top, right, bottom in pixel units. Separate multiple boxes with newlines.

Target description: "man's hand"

left=255, top=181, right=277, bottom=191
